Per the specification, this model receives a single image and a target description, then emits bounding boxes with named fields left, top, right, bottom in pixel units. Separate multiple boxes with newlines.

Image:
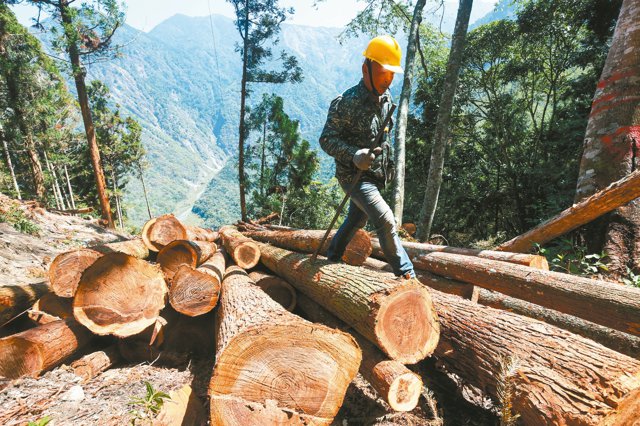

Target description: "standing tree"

left=227, top=0, right=303, bottom=221
left=416, top=0, right=473, bottom=241
left=27, top=0, right=125, bottom=228
left=574, top=0, right=640, bottom=277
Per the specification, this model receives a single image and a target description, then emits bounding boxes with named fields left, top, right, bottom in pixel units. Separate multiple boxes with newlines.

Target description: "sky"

left=12, top=0, right=499, bottom=32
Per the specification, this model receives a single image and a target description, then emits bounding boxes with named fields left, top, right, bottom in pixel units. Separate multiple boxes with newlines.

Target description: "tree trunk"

left=392, top=0, right=427, bottom=225
left=499, top=169, right=640, bottom=253
left=111, top=169, right=123, bottom=229
left=237, top=1, right=250, bottom=221
left=0, top=282, right=50, bottom=325
left=59, top=0, right=113, bottom=228
left=139, top=163, right=152, bottom=219
left=248, top=270, right=296, bottom=312
left=157, top=240, right=217, bottom=281
left=417, top=0, right=473, bottom=241
left=476, top=288, right=640, bottom=359
left=70, top=345, right=120, bottom=382
left=296, top=293, right=423, bottom=412
left=209, top=265, right=361, bottom=425
left=371, top=238, right=548, bottom=269
left=73, top=253, right=167, bottom=337
left=63, top=164, right=76, bottom=210
left=43, top=150, right=65, bottom=210
left=31, top=293, right=73, bottom=319
left=49, top=238, right=150, bottom=297
left=431, top=288, right=640, bottom=425
left=256, top=243, right=440, bottom=363
left=169, top=251, right=225, bottom=317
left=574, top=0, right=640, bottom=276
left=219, top=226, right=260, bottom=269
left=0, top=319, right=92, bottom=379
left=2, top=136, right=21, bottom=200
left=240, top=228, right=371, bottom=266
left=141, top=214, right=217, bottom=252
left=413, top=251, right=640, bottom=336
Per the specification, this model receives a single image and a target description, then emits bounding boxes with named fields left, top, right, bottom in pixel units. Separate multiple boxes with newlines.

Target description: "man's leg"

left=326, top=199, right=368, bottom=261
left=348, top=181, right=414, bottom=277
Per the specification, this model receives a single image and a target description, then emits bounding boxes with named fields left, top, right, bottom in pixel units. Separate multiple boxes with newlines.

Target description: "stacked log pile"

left=2, top=213, right=640, bottom=425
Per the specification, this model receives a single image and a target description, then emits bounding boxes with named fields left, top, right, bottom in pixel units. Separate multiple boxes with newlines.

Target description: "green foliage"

left=621, top=268, right=640, bottom=289
left=127, top=381, right=171, bottom=426
left=0, top=205, right=40, bottom=235
left=27, top=416, right=51, bottom=426
left=536, top=239, right=608, bottom=277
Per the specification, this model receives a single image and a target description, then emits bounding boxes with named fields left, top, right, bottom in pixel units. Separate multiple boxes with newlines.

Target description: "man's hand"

left=353, top=147, right=382, bottom=170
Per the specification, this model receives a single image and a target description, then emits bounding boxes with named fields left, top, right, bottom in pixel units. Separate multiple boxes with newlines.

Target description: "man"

left=320, top=35, right=415, bottom=279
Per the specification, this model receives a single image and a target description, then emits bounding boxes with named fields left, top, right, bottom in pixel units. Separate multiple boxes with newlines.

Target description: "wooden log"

left=476, top=288, right=640, bottom=359
left=70, top=345, right=120, bottom=382
left=157, top=240, right=217, bottom=281
left=430, top=288, right=640, bottom=425
left=209, top=266, right=361, bottom=425
left=497, top=169, right=640, bottom=253
left=412, top=251, right=640, bottom=336
left=0, top=282, right=50, bottom=325
left=155, top=385, right=207, bottom=426
left=0, top=319, right=92, bottom=379
left=219, top=226, right=260, bottom=269
left=371, top=238, right=548, bottom=269
left=296, top=293, right=423, bottom=412
left=257, top=243, right=440, bottom=363
left=241, top=228, right=372, bottom=266
left=73, top=253, right=167, bottom=337
left=31, top=293, right=73, bottom=319
left=363, top=258, right=479, bottom=301
left=141, top=214, right=187, bottom=252
left=185, top=226, right=218, bottom=242
left=248, top=271, right=296, bottom=312
left=169, top=250, right=225, bottom=316
left=49, top=238, right=149, bottom=298
left=27, top=310, right=61, bottom=326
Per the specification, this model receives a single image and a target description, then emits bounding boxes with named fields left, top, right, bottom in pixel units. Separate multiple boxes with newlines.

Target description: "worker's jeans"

left=327, top=180, right=415, bottom=277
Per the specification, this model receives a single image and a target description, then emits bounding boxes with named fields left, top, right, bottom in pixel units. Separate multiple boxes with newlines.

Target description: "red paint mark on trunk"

left=597, top=67, right=640, bottom=89
left=590, top=96, right=640, bottom=118
left=591, top=91, right=620, bottom=108
left=600, top=126, right=640, bottom=160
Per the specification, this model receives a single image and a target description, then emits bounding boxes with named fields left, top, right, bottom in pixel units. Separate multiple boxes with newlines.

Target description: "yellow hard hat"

left=363, top=35, right=404, bottom=74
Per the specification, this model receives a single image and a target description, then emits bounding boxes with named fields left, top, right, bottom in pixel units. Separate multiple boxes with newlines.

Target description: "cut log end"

left=210, top=396, right=332, bottom=426
left=0, top=337, right=42, bottom=379
left=73, top=253, right=167, bottom=337
left=249, top=271, right=297, bottom=312
left=157, top=240, right=199, bottom=281
left=375, top=282, right=440, bottom=364
left=232, top=242, right=260, bottom=269
left=342, top=229, right=372, bottom=266
left=373, top=361, right=423, bottom=412
left=142, top=215, right=187, bottom=251
left=49, top=249, right=103, bottom=297
left=170, top=265, right=221, bottom=316
left=602, top=387, right=640, bottom=426
left=209, top=323, right=361, bottom=421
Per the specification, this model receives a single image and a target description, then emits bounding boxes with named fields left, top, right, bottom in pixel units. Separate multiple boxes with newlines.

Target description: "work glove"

left=353, top=147, right=382, bottom=171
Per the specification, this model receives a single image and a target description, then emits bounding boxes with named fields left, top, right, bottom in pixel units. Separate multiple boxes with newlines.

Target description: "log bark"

left=372, top=238, right=548, bottom=269
left=430, top=288, right=640, bottom=425
left=157, top=240, right=217, bottom=281
left=73, top=253, right=167, bottom=337
left=412, top=251, right=640, bottom=336
left=248, top=271, right=296, bottom=312
left=49, top=239, right=149, bottom=298
left=256, top=243, right=440, bottom=363
left=241, top=228, right=372, bottom=266
left=296, top=293, right=423, bottom=412
left=219, top=226, right=260, bottom=269
left=0, top=319, right=92, bottom=379
left=169, top=251, right=224, bottom=317
left=70, top=345, right=120, bottom=382
left=210, top=266, right=361, bottom=425
left=0, top=282, right=50, bottom=325
left=498, top=169, right=640, bottom=253
left=476, top=289, right=640, bottom=359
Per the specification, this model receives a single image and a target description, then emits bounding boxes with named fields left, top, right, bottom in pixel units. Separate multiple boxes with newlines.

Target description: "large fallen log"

left=71, top=345, right=120, bottom=382
left=296, top=293, right=423, bottom=412
left=248, top=271, right=296, bottom=312
left=240, top=228, right=372, bottom=266
left=157, top=240, right=217, bottom=281
left=73, top=253, right=167, bottom=337
left=412, top=251, right=640, bottom=336
left=209, top=266, right=361, bottom=425
left=49, top=238, right=149, bottom=298
left=141, top=214, right=218, bottom=252
left=497, top=169, right=640, bottom=253
left=371, top=238, right=548, bottom=269
left=430, top=287, right=640, bottom=425
left=0, top=319, right=92, bottom=379
left=257, top=243, right=440, bottom=363
left=219, top=226, right=260, bottom=269
left=0, top=282, right=50, bottom=325
left=169, top=250, right=225, bottom=316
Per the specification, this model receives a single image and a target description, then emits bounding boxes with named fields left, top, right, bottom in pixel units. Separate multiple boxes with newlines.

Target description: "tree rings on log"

left=248, top=271, right=297, bottom=311
left=142, top=214, right=187, bottom=252
left=220, top=227, right=260, bottom=269
left=158, top=240, right=217, bottom=282
left=49, top=248, right=103, bottom=297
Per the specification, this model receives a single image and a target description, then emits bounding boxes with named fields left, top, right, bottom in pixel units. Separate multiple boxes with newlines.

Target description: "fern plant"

left=128, top=381, right=171, bottom=425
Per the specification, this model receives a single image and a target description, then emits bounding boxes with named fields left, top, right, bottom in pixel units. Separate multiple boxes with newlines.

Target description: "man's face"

left=362, top=60, right=395, bottom=94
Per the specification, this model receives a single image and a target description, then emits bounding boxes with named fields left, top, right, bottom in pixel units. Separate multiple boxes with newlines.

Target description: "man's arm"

left=319, top=96, right=359, bottom=164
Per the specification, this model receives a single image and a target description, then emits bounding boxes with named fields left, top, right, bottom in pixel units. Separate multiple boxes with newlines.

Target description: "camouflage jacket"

left=319, top=79, right=395, bottom=187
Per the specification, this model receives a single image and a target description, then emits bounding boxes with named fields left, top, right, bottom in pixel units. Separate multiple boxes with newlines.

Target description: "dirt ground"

left=0, top=196, right=498, bottom=425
